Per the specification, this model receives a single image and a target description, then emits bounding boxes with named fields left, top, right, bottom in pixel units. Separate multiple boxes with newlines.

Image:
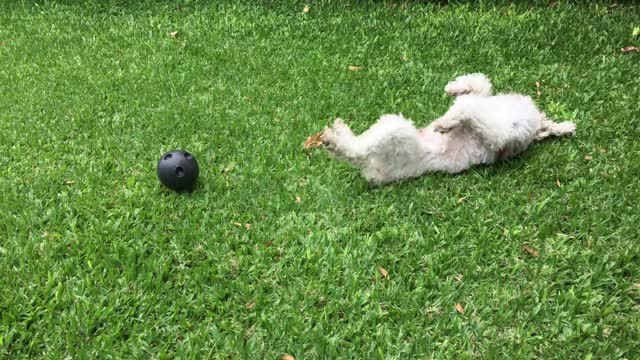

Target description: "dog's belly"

left=447, top=129, right=495, bottom=163
left=443, top=129, right=496, bottom=172
left=418, top=127, right=496, bottom=173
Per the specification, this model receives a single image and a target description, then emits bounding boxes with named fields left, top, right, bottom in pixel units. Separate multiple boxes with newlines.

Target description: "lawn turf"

left=1, top=1, right=639, bottom=358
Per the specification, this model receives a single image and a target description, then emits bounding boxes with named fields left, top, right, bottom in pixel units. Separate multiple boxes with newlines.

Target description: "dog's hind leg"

left=535, top=116, right=576, bottom=140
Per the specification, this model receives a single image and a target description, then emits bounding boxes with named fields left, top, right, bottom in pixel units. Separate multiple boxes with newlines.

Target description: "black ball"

left=157, top=150, right=199, bottom=192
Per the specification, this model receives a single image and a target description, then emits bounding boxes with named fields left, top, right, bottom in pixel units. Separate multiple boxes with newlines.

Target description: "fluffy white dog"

left=322, top=73, right=576, bottom=186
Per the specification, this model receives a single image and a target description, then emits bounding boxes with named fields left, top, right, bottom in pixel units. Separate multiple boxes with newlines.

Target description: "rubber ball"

left=157, top=150, right=199, bottom=191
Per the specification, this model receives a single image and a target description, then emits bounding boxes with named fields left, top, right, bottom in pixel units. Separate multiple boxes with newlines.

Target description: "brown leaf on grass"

left=303, top=131, right=324, bottom=149
left=283, top=355, right=295, bottom=360
left=378, top=266, right=389, bottom=278
left=584, top=155, right=592, bottom=161
left=233, top=222, right=252, bottom=230
left=599, top=148, right=608, bottom=153
left=348, top=65, right=362, bottom=71
left=455, top=303, right=465, bottom=314
left=523, top=245, right=540, bottom=257
left=302, top=4, right=310, bottom=13
left=169, top=31, right=178, bottom=38
left=63, top=180, right=75, bottom=185
left=621, top=46, right=640, bottom=53
left=556, top=178, right=562, bottom=187
left=244, top=301, right=256, bottom=309
left=457, top=197, right=466, bottom=204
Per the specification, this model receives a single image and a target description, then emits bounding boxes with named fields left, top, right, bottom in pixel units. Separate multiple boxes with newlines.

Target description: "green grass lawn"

left=1, top=1, right=639, bottom=358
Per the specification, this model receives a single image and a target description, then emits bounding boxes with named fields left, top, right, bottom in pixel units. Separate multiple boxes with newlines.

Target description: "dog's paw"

left=445, top=88, right=472, bottom=97
left=560, top=121, right=577, bottom=136
left=331, top=118, right=353, bottom=137
left=321, top=128, right=347, bottom=158
left=431, top=119, right=454, bottom=134
left=444, top=73, right=492, bottom=97
left=433, top=125, right=452, bottom=134
left=444, top=82, right=472, bottom=97
left=321, top=127, right=337, bottom=149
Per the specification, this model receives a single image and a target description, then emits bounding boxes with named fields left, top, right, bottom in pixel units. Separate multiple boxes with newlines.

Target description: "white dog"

left=322, top=73, right=576, bottom=186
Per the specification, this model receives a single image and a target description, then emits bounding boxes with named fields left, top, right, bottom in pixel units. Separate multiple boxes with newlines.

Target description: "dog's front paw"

left=323, top=118, right=353, bottom=147
left=444, top=83, right=472, bottom=97
left=331, top=118, right=353, bottom=138
left=321, top=127, right=337, bottom=149
left=431, top=116, right=462, bottom=134
left=332, top=117, right=345, bottom=127
left=321, top=128, right=347, bottom=158
left=431, top=120, right=453, bottom=134
left=433, top=125, right=452, bottom=134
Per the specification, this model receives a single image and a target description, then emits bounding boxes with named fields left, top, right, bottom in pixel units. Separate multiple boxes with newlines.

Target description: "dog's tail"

left=445, top=73, right=493, bottom=97
left=535, top=115, right=576, bottom=140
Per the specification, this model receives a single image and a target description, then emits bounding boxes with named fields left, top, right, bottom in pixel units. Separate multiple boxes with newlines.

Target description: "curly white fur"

left=322, top=73, right=576, bottom=186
